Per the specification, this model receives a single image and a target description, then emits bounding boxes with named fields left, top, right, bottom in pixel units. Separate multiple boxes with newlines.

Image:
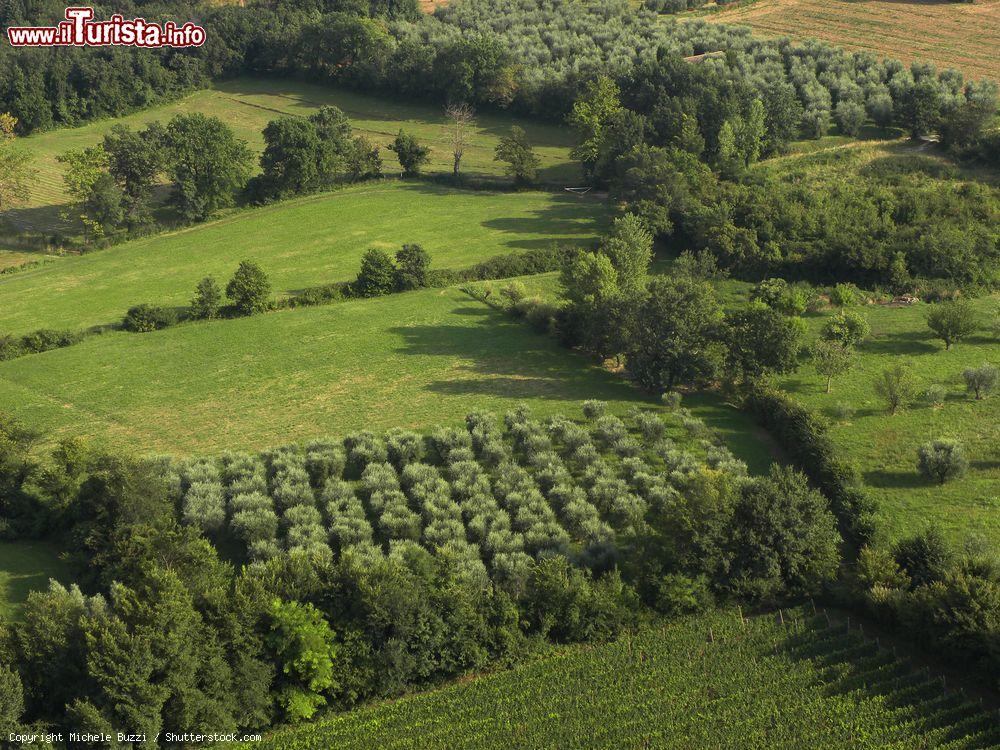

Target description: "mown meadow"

left=0, top=181, right=605, bottom=335
left=4, top=77, right=583, bottom=238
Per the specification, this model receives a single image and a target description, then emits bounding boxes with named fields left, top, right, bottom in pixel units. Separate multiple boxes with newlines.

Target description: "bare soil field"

left=700, top=0, right=1000, bottom=81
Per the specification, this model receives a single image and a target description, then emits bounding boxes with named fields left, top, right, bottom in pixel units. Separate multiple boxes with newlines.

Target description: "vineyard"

left=162, top=404, right=742, bottom=584
left=245, top=606, right=1000, bottom=749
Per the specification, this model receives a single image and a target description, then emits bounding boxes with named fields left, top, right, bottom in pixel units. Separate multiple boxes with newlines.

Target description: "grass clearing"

left=779, top=297, right=1000, bottom=547
left=0, top=181, right=606, bottom=335
left=7, top=77, right=581, bottom=236
left=699, top=0, right=1000, bottom=82
left=0, top=541, right=73, bottom=620
left=0, top=286, right=659, bottom=455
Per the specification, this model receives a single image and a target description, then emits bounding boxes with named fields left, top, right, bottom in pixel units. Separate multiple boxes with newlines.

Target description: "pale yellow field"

left=701, top=0, right=1000, bottom=81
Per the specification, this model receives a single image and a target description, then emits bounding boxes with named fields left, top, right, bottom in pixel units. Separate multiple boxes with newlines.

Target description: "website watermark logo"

left=6, top=7, right=206, bottom=48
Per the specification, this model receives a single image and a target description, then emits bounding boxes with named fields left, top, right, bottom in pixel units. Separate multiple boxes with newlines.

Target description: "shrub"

left=893, top=527, right=952, bottom=586
left=821, top=310, right=870, bottom=348
left=354, top=249, right=396, bottom=297
left=635, top=411, right=666, bottom=442
left=926, top=301, right=976, bottom=350
left=828, top=283, right=857, bottom=307
left=916, top=439, right=968, bottom=484
left=122, top=303, right=177, bottom=333
left=387, top=130, right=430, bottom=176
left=582, top=400, right=607, bottom=421
left=499, top=281, right=527, bottom=307
left=226, top=260, right=272, bottom=315
left=189, top=276, right=222, bottom=319
left=394, top=244, right=431, bottom=291
left=923, top=384, right=947, bottom=407
left=962, top=363, right=997, bottom=400
left=661, top=391, right=682, bottom=410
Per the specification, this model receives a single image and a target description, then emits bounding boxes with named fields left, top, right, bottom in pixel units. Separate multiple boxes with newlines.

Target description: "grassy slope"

left=244, top=607, right=1000, bottom=749
left=8, top=77, right=581, bottom=236
left=696, top=0, right=1000, bottom=82
left=0, top=541, right=73, bottom=620
left=0, top=181, right=605, bottom=335
left=780, top=298, right=1000, bottom=547
left=0, top=286, right=658, bottom=455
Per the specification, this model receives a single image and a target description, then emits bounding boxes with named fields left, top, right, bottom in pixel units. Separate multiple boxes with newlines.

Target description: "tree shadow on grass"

left=395, top=182, right=607, bottom=251
left=388, top=301, right=649, bottom=405
left=864, top=469, right=928, bottom=489
left=861, top=330, right=939, bottom=356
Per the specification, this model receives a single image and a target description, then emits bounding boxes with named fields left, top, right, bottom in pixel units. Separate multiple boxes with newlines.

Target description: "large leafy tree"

left=102, top=122, right=166, bottom=227
left=724, top=303, right=803, bottom=382
left=259, top=117, right=324, bottom=199
left=627, top=276, right=725, bottom=390
left=388, top=130, right=431, bottom=177
left=568, top=76, right=623, bottom=179
left=164, top=113, right=253, bottom=222
left=226, top=260, right=272, bottom=316
left=267, top=599, right=337, bottom=722
left=0, top=113, right=35, bottom=217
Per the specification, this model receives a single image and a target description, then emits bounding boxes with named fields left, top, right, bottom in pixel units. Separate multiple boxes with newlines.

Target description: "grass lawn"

left=0, top=541, right=73, bottom=620
left=0, top=286, right=663, bottom=455
left=7, top=77, right=581, bottom=237
left=0, top=181, right=606, bottom=335
left=778, top=297, right=1000, bottom=547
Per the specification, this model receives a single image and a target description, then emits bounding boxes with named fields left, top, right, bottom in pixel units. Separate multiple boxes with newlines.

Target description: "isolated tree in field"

left=388, top=130, right=430, bottom=176
left=259, top=117, right=323, bottom=198
left=600, top=213, right=653, bottom=299
left=494, top=126, right=540, bottom=185
left=395, top=244, right=431, bottom=290
left=724, top=303, right=802, bottom=382
left=226, top=261, right=271, bottom=316
left=445, top=103, right=475, bottom=177
left=164, top=113, right=253, bottom=222
left=354, top=249, right=396, bottom=297
left=102, top=122, right=165, bottom=227
left=916, top=439, right=968, bottom=484
left=0, top=113, right=35, bottom=216
left=190, top=277, right=222, bottom=320
left=963, top=362, right=998, bottom=400
left=812, top=339, right=855, bottom=393
left=568, top=76, right=623, bottom=178
left=627, top=276, right=725, bottom=390
left=926, top=301, right=976, bottom=350
left=873, top=362, right=917, bottom=415
left=821, top=310, right=870, bottom=349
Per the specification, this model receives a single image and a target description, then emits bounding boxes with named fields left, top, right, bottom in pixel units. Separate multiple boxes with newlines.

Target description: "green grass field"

left=779, top=298, right=1000, bottom=547
left=0, top=181, right=605, bottom=335
left=244, top=606, right=1000, bottom=749
left=7, top=78, right=582, bottom=236
left=0, top=286, right=660, bottom=455
left=0, top=541, right=73, bottom=620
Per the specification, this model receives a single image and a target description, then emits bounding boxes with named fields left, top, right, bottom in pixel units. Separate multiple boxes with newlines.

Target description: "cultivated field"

left=0, top=287, right=655, bottom=455
left=6, top=77, right=582, bottom=236
left=780, top=297, right=1000, bottom=547
left=0, top=181, right=605, bottom=335
left=245, top=607, right=1000, bottom=749
left=699, top=0, right=1000, bottom=82
left=0, top=541, right=72, bottom=620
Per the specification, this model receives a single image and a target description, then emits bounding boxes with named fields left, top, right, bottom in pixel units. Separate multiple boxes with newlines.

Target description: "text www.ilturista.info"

left=6, top=7, right=206, bottom=48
